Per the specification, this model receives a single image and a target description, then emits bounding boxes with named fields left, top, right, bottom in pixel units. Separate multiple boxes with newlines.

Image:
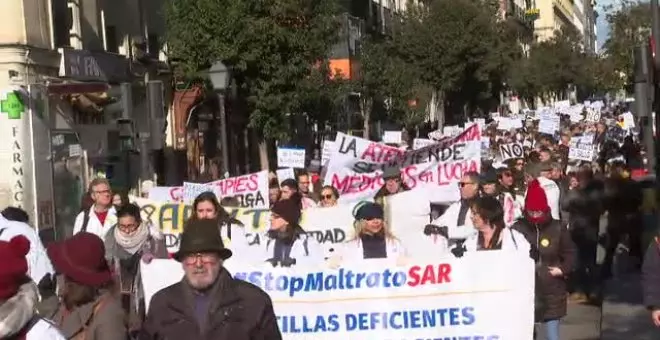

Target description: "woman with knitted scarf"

left=103, top=203, right=167, bottom=338
left=0, top=235, right=65, bottom=339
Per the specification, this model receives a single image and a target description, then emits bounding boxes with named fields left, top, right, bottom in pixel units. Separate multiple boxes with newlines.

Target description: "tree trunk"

left=361, top=96, right=372, bottom=139
left=257, top=136, right=270, bottom=171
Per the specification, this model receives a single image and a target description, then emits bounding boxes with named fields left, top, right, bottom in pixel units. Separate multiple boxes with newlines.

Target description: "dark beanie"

left=353, top=202, right=384, bottom=220
left=271, top=199, right=302, bottom=226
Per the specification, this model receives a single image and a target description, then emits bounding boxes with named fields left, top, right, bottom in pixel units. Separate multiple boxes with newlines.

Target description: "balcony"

left=553, top=0, right=574, bottom=22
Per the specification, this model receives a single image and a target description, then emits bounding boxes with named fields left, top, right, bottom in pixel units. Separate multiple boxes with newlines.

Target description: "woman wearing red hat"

left=42, top=232, right=128, bottom=340
left=0, top=235, right=65, bottom=339
left=512, top=179, right=576, bottom=340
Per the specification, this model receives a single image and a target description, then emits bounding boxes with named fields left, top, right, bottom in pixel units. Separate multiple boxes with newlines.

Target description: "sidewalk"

left=600, top=273, right=658, bottom=339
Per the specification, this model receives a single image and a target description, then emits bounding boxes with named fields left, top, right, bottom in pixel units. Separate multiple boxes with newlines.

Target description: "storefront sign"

left=58, top=48, right=130, bottom=83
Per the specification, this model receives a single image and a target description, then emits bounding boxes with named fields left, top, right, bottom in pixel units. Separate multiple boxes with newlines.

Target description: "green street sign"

left=1, top=92, right=25, bottom=120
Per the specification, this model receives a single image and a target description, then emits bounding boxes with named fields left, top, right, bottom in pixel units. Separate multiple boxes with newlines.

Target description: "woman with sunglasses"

left=329, top=202, right=406, bottom=265
left=512, top=179, right=576, bottom=340
left=318, top=186, right=340, bottom=207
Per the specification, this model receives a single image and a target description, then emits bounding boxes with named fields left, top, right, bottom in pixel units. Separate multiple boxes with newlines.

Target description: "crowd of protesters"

left=0, top=100, right=656, bottom=340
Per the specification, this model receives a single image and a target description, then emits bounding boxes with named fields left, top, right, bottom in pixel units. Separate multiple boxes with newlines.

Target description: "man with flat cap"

left=140, top=219, right=282, bottom=340
left=374, top=166, right=409, bottom=205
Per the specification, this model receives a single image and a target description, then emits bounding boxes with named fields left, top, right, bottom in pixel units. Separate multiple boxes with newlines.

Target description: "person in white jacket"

left=460, top=196, right=530, bottom=254
left=332, top=202, right=407, bottom=262
left=0, top=209, right=54, bottom=289
left=191, top=191, right=253, bottom=260
left=260, top=198, right=324, bottom=267
left=431, top=171, right=481, bottom=246
left=72, top=178, right=117, bottom=239
left=0, top=235, right=66, bottom=340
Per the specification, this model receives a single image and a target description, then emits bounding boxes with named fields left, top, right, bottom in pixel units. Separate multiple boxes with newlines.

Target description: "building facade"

left=0, top=0, right=170, bottom=239
left=533, top=0, right=577, bottom=40
left=583, top=0, right=598, bottom=54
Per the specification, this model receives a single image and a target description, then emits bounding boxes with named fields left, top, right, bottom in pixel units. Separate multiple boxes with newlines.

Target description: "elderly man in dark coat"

left=140, top=219, right=282, bottom=340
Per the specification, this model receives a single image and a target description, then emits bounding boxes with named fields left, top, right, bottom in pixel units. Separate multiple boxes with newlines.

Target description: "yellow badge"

left=540, top=239, right=550, bottom=247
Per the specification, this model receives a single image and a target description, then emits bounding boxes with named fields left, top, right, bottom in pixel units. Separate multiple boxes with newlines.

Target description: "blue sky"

left=596, top=0, right=626, bottom=51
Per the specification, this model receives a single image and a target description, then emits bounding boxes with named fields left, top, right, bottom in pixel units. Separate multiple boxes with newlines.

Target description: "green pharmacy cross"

left=1, top=92, right=25, bottom=120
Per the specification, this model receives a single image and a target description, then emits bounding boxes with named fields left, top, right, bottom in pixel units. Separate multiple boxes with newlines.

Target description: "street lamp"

left=208, top=61, right=231, bottom=178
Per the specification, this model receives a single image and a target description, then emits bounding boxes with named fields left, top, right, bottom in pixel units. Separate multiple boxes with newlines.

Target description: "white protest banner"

left=382, top=131, right=402, bottom=144
left=276, top=168, right=296, bottom=181
left=324, top=124, right=482, bottom=203
left=321, top=140, right=334, bottom=164
left=413, top=138, right=434, bottom=150
left=538, top=115, right=560, bottom=135
left=141, top=252, right=534, bottom=339
left=499, top=143, right=524, bottom=161
left=568, top=138, right=594, bottom=162
left=278, top=147, right=306, bottom=168
left=148, top=186, right=183, bottom=202
left=133, top=197, right=356, bottom=255
left=182, top=170, right=270, bottom=208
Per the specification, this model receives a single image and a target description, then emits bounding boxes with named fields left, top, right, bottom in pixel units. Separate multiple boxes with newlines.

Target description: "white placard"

left=412, top=138, right=434, bottom=150
left=276, top=168, right=296, bottom=181
left=538, top=115, right=560, bottom=135
left=568, top=138, right=594, bottom=161
left=382, top=131, right=402, bottom=144
left=499, top=142, right=524, bottom=161
left=278, top=147, right=306, bottom=168
left=322, top=140, right=334, bottom=165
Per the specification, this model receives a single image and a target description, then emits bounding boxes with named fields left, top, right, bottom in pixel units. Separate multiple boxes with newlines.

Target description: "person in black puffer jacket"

left=513, top=179, right=576, bottom=340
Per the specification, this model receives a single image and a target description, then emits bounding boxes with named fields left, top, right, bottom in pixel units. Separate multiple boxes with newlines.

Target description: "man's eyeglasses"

left=94, top=189, right=111, bottom=195
left=458, top=182, right=474, bottom=188
left=183, top=253, right=218, bottom=265
left=502, top=172, right=512, bottom=177
left=117, top=223, right=138, bottom=233
left=322, top=194, right=334, bottom=200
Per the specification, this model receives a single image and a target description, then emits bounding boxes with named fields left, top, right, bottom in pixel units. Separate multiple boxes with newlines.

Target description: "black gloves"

left=424, top=224, right=449, bottom=238
left=451, top=242, right=467, bottom=258
left=37, top=273, right=56, bottom=300
left=266, top=258, right=297, bottom=267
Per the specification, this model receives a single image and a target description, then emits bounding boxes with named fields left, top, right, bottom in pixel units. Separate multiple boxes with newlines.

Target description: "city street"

left=601, top=273, right=657, bottom=339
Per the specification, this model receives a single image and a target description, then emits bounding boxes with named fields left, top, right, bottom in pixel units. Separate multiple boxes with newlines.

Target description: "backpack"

left=81, top=210, right=91, bottom=232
